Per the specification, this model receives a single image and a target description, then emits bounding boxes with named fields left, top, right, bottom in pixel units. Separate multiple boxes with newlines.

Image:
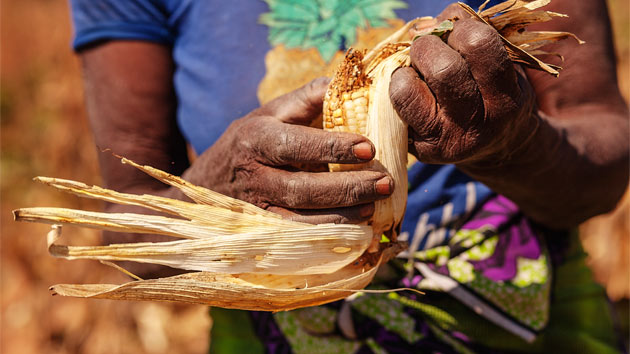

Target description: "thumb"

left=436, top=3, right=472, bottom=22
left=408, top=3, right=471, bottom=38
left=264, top=77, right=330, bottom=125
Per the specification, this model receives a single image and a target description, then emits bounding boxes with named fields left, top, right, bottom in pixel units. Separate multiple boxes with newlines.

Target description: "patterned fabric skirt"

left=210, top=196, right=621, bottom=353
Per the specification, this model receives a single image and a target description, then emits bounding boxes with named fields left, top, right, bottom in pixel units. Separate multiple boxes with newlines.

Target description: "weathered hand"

left=186, top=78, right=394, bottom=224
left=389, top=5, right=537, bottom=166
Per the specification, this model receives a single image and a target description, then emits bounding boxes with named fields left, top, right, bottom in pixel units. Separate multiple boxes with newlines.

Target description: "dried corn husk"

left=47, top=223, right=404, bottom=311
left=13, top=0, right=580, bottom=311
left=15, top=161, right=375, bottom=276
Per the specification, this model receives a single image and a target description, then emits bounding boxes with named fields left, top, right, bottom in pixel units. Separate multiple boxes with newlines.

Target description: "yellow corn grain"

left=323, top=43, right=414, bottom=250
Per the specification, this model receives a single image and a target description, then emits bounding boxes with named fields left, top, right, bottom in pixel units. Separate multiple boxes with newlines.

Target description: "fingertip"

left=375, top=176, right=394, bottom=195
left=389, top=67, right=436, bottom=122
left=312, top=76, right=331, bottom=86
left=352, top=141, right=375, bottom=161
left=390, top=67, right=420, bottom=103
left=436, top=3, right=471, bottom=22
left=308, top=76, right=331, bottom=98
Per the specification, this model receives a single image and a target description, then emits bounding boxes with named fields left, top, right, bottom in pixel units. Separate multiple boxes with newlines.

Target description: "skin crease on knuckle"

left=267, top=204, right=370, bottom=225
left=450, top=19, right=499, bottom=55
left=448, top=20, right=524, bottom=120
left=406, top=43, right=486, bottom=163
left=412, top=37, right=483, bottom=124
left=279, top=174, right=308, bottom=208
left=270, top=127, right=297, bottom=165
left=318, top=135, right=347, bottom=163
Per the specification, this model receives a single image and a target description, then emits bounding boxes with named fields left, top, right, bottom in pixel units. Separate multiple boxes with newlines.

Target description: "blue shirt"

left=69, top=0, right=495, bottom=250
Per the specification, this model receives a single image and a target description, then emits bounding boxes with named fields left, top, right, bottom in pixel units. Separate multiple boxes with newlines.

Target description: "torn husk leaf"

left=15, top=162, right=403, bottom=309
left=17, top=178, right=375, bottom=276
left=51, top=259, right=379, bottom=311
left=46, top=224, right=405, bottom=311
left=35, top=214, right=373, bottom=275
left=459, top=1, right=583, bottom=76
left=13, top=0, right=580, bottom=311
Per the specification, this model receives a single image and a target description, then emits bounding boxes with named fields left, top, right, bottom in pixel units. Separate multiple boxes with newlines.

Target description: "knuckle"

left=438, top=3, right=469, bottom=21
left=233, top=163, right=266, bottom=204
left=318, top=135, right=347, bottom=161
left=416, top=118, right=443, bottom=143
left=281, top=175, right=307, bottom=207
left=390, top=68, right=416, bottom=105
left=410, top=35, right=442, bottom=62
left=493, top=95, right=521, bottom=118
left=264, top=126, right=296, bottom=165
left=309, top=77, right=330, bottom=92
left=234, top=117, right=270, bottom=153
left=451, top=19, right=501, bottom=54
left=296, top=77, right=328, bottom=109
left=431, top=54, right=464, bottom=83
left=414, top=123, right=478, bottom=164
left=301, top=212, right=349, bottom=225
left=413, top=41, right=465, bottom=84
left=326, top=213, right=349, bottom=224
left=339, top=177, right=365, bottom=205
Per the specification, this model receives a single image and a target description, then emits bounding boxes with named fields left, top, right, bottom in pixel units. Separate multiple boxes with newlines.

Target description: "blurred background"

left=1, top=0, right=627, bottom=353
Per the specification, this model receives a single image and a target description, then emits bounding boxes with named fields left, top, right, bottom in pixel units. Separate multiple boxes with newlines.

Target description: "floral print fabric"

left=250, top=195, right=555, bottom=353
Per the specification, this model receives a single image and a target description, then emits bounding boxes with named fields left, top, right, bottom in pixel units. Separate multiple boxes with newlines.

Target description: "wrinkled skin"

left=390, top=3, right=628, bottom=228
left=391, top=14, right=537, bottom=164
left=79, top=1, right=628, bottom=277
left=184, top=77, right=393, bottom=224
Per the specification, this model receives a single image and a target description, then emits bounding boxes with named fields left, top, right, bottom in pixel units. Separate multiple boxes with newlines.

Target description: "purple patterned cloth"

left=250, top=194, right=555, bottom=353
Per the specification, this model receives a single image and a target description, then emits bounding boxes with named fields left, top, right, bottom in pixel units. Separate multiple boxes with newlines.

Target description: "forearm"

left=458, top=0, right=629, bottom=229
left=458, top=107, right=629, bottom=229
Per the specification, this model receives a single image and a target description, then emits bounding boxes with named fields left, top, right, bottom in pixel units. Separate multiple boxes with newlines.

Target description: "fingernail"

left=353, top=142, right=374, bottom=160
left=359, top=203, right=375, bottom=218
left=376, top=177, right=393, bottom=195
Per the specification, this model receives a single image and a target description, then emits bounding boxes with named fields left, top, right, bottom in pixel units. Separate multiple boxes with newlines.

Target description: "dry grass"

left=1, top=1, right=210, bottom=353
left=1, top=0, right=627, bottom=353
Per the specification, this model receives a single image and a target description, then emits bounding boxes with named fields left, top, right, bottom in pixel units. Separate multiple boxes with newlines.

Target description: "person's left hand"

left=389, top=4, right=538, bottom=167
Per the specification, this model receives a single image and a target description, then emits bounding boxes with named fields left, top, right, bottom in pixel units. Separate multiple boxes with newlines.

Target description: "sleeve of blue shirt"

left=69, top=0, right=176, bottom=51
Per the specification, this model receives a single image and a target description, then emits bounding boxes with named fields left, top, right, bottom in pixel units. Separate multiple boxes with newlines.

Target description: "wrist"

left=457, top=109, right=543, bottom=172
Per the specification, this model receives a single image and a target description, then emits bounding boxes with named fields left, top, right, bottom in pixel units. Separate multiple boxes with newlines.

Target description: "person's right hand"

left=184, top=78, right=394, bottom=225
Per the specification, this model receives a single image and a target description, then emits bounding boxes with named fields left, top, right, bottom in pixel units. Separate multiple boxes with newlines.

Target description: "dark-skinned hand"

left=184, top=77, right=394, bottom=225
left=390, top=5, right=537, bottom=166
left=388, top=3, right=628, bottom=229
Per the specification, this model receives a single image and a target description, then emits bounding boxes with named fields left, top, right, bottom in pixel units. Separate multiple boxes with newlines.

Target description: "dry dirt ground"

left=1, top=1, right=628, bottom=353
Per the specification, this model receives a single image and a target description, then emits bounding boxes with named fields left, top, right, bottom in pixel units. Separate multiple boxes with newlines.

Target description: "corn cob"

left=323, top=43, right=413, bottom=252
left=12, top=0, right=580, bottom=310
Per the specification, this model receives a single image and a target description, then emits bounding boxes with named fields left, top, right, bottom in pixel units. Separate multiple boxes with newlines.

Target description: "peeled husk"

left=46, top=223, right=405, bottom=311
left=13, top=0, right=580, bottom=310
left=15, top=158, right=405, bottom=309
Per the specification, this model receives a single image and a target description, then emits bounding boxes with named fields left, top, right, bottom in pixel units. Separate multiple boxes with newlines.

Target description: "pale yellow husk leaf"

left=16, top=171, right=375, bottom=276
